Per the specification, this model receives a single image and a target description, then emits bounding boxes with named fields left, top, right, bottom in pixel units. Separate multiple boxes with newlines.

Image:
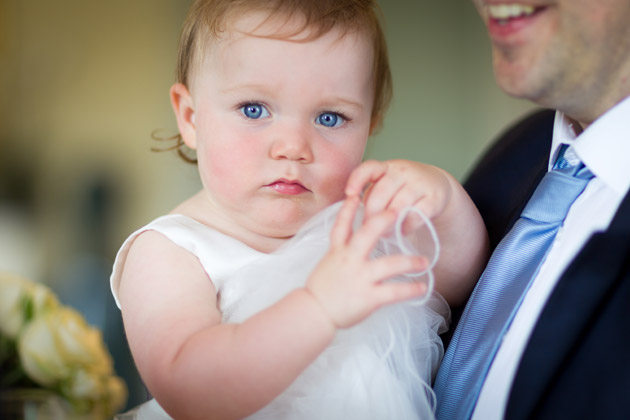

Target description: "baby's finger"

left=348, top=210, right=398, bottom=258
left=362, top=174, right=404, bottom=217
left=345, top=160, right=387, bottom=197
left=330, top=196, right=361, bottom=247
left=368, top=179, right=427, bottom=218
left=372, top=280, right=429, bottom=307
left=386, top=186, right=424, bottom=214
left=366, top=254, right=429, bottom=282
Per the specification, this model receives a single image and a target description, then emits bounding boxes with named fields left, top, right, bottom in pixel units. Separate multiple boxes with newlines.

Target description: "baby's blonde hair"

left=167, top=0, right=392, bottom=163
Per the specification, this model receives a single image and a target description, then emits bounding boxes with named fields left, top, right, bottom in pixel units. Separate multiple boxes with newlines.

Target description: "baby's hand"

left=305, top=197, right=428, bottom=329
left=345, top=159, right=452, bottom=226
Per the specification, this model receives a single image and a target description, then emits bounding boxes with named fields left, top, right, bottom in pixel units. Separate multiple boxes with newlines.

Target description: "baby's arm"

left=345, top=159, right=489, bottom=307
left=118, top=199, right=425, bottom=420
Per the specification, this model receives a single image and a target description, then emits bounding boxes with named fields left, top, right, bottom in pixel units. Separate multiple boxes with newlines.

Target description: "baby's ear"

left=369, top=115, right=382, bottom=135
left=170, top=83, right=197, bottom=149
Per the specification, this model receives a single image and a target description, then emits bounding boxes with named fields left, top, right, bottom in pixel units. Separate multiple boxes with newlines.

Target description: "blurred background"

left=0, top=0, right=536, bottom=411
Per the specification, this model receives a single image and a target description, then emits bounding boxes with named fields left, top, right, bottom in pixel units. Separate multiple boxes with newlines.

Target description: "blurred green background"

left=0, top=0, right=536, bottom=410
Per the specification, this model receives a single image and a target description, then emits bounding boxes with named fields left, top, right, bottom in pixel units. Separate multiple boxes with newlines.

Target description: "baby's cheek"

left=201, top=153, right=245, bottom=199
left=319, top=159, right=356, bottom=202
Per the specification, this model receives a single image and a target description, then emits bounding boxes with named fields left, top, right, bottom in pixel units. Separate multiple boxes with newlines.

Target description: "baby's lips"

left=266, top=179, right=311, bottom=195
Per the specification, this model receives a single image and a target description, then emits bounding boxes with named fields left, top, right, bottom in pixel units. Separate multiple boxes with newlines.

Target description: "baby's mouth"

left=266, top=179, right=311, bottom=195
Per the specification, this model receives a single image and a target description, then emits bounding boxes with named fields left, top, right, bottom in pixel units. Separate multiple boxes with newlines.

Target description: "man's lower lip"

left=267, top=183, right=308, bottom=195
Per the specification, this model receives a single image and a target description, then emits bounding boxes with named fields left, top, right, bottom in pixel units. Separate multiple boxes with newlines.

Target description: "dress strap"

left=109, top=214, right=263, bottom=308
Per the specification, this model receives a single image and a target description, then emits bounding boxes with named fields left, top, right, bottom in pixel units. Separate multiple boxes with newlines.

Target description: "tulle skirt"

left=223, top=202, right=450, bottom=420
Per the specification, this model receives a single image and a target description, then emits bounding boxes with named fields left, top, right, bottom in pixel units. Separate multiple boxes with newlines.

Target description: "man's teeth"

left=487, top=4, right=536, bottom=19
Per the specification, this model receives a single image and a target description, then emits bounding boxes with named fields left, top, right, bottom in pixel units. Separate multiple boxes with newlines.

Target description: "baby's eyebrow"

left=328, top=97, right=364, bottom=112
left=220, top=83, right=273, bottom=95
left=220, top=84, right=365, bottom=112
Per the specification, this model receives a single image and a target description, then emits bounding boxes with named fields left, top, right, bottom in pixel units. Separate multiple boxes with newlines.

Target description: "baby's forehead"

left=208, top=10, right=366, bottom=49
left=190, top=11, right=368, bottom=75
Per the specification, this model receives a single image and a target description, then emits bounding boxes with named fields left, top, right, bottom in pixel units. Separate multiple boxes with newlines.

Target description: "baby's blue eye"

left=316, top=112, right=345, bottom=128
left=240, top=103, right=269, bottom=119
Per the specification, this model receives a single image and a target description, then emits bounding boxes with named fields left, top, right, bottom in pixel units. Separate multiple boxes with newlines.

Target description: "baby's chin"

left=270, top=200, right=331, bottom=226
left=242, top=223, right=303, bottom=254
left=257, top=217, right=313, bottom=239
left=255, top=208, right=326, bottom=238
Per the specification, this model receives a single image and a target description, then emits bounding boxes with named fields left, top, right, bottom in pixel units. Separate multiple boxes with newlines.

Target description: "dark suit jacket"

left=460, top=109, right=630, bottom=420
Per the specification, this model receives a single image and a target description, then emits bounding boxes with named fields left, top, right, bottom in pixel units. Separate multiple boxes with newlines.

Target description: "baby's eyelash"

left=235, top=100, right=264, bottom=109
left=236, top=101, right=270, bottom=120
left=328, top=110, right=352, bottom=122
left=316, top=110, right=352, bottom=128
left=235, top=101, right=264, bottom=112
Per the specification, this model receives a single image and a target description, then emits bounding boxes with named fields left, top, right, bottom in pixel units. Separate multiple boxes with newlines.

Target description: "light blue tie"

left=434, top=147, right=594, bottom=420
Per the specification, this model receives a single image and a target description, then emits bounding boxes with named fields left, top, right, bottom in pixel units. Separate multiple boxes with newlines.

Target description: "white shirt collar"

left=550, top=95, right=630, bottom=197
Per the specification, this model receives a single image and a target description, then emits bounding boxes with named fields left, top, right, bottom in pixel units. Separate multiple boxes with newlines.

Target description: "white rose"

left=0, top=272, right=58, bottom=339
left=61, top=369, right=128, bottom=417
left=17, top=309, right=70, bottom=386
left=53, top=307, right=113, bottom=375
left=29, top=280, right=60, bottom=314
left=0, top=273, right=25, bottom=338
left=61, top=369, right=127, bottom=420
left=63, top=368, right=106, bottom=400
left=17, top=306, right=113, bottom=387
left=10, top=280, right=127, bottom=415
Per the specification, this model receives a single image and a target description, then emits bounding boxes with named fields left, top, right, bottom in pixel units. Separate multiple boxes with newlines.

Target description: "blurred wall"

left=0, top=0, right=200, bottom=409
left=0, top=0, right=537, bottom=410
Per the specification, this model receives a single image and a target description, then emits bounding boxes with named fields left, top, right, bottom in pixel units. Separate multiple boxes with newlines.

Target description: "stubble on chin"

left=491, top=49, right=530, bottom=98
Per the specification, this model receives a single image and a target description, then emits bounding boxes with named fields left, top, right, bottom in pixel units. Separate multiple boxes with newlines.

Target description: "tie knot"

left=554, top=155, right=572, bottom=170
left=521, top=163, right=593, bottom=223
left=552, top=145, right=592, bottom=180
left=553, top=144, right=572, bottom=170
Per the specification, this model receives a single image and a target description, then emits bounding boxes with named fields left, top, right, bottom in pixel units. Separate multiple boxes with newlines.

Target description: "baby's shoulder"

left=126, top=228, right=181, bottom=259
left=110, top=215, right=216, bottom=308
left=121, top=215, right=214, bottom=276
left=124, top=228, right=208, bottom=287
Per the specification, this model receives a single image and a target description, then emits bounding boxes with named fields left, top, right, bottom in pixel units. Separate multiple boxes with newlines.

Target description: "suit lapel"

left=505, top=189, right=630, bottom=419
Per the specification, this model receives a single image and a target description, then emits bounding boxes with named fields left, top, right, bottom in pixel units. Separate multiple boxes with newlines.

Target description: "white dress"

left=110, top=202, right=450, bottom=420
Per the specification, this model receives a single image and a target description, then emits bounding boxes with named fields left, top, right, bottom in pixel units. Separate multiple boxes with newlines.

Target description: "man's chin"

left=492, top=58, right=539, bottom=101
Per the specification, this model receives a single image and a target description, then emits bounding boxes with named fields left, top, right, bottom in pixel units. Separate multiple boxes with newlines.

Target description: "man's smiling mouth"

left=486, top=3, right=543, bottom=24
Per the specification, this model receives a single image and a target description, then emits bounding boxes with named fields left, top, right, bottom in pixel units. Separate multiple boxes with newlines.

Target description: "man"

left=434, top=1, right=630, bottom=419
